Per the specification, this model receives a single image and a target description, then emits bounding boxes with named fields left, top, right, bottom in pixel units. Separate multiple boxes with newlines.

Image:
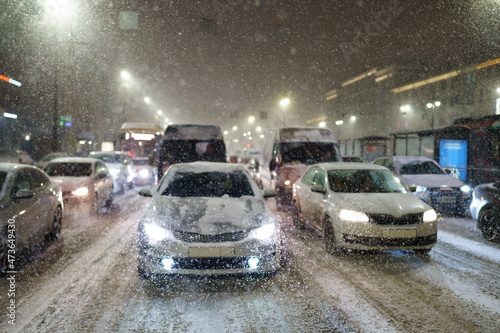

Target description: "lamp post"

left=280, top=98, right=290, bottom=126
left=426, top=101, right=440, bottom=129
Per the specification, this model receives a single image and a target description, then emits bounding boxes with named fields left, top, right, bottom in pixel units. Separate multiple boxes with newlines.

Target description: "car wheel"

left=91, top=193, right=99, bottom=214
left=0, top=227, right=15, bottom=274
left=323, top=218, right=337, bottom=254
left=479, top=208, right=500, bottom=242
left=105, top=193, right=113, bottom=207
left=292, top=201, right=304, bottom=229
left=47, top=205, right=63, bottom=241
left=414, top=248, right=431, bottom=255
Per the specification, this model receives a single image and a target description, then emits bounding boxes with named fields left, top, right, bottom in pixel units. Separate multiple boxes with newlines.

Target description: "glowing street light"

left=224, top=130, right=229, bottom=135
left=248, top=116, right=255, bottom=123
left=232, top=125, right=238, bottom=131
left=256, top=126, right=262, bottom=132
left=144, top=97, right=151, bottom=104
left=351, top=116, right=356, bottom=121
left=157, top=110, right=162, bottom=115
left=319, top=121, right=326, bottom=128
left=120, top=71, right=131, bottom=80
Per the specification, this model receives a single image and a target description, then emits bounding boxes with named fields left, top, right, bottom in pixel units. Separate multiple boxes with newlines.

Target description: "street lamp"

left=280, top=98, right=290, bottom=126
left=121, top=70, right=131, bottom=80
left=248, top=116, right=255, bottom=124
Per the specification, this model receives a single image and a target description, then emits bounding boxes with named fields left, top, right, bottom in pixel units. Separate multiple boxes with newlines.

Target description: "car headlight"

left=460, top=185, right=471, bottom=193
left=139, top=169, right=150, bottom=178
left=109, top=168, right=120, bottom=175
left=284, top=180, right=291, bottom=186
left=248, top=223, right=275, bottom=240
left=339, top=209, right=369, bottom=222
left=423, top=209, right=437, bottom=222
left=72, top=187, right=89, bottom=196
left=416, top=186, right=427, bottom=192
left=143, top=223, right=174, bottom=241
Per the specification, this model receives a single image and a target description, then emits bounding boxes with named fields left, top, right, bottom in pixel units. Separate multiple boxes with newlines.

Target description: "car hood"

left=51, top=177, right=92, bottom=191
left=142, top=196, right=271, bottom=234
left=330, top=192, right=430, bottom=216
left=398, top=174, right=464, bottom=188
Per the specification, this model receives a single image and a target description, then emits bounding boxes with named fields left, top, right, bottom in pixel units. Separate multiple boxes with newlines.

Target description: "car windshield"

left=399, top=161, right=445, bottom=175
left=45, top=163, right=93, bottom=177
left=281, top=143, right=340, bottom=164
left=92, top=154, right=123, bottom=164
left=328, top=169, right=407, bottom=193
left=162, top=171, right=254, bottom=198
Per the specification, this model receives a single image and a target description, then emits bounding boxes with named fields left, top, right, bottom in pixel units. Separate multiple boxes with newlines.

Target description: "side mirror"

left=138, top=187, right=153, bottom=197
left=262, top=187, right=277, bottom=198
left=311, top=184, right=326, bottom=194
left=12, top=189, right=35, bottom=199
left=408, top=185, right=417, bottom=192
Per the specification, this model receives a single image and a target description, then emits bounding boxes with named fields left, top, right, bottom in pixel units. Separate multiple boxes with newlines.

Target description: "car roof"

left=168, top=162, right=248, bottom=174
left=48, top=157, right=99, bottom=164
left=90, top=151, right=125, bottom=156
left=0, top=162, right=38, bottom=172
left=386, top=156, right=435, bottom=163
left=315, top=162, right=388, bottom=171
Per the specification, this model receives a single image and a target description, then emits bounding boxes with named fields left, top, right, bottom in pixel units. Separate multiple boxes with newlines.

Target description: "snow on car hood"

left=143, top=196, right=271, bottom=234
left=51, top=177, right=92, bottom=191
left=330, top=192, right=430, bottom=217
left=398, top=174, right=464, bottom=188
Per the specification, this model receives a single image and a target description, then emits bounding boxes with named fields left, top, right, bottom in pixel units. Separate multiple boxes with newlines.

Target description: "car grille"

left=368, top=213, right=422, bottom=225
left=169, top=257, right=251, bottom=270
left=172, top=230, right=250, bottom=243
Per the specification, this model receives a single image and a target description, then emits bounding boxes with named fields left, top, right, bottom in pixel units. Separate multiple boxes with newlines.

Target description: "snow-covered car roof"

left=48, top=157, right=100, bottom=164
left=315, top=162, right=388, bottom=171
left=390, top=156, right=437, bottom=165
left=166, top=161, right=248, bottom=174
left=277, top=127, right=337, bottom=143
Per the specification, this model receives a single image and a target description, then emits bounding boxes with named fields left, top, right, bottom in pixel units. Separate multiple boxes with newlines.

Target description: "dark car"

left=470, top=182, right=500, bottom=242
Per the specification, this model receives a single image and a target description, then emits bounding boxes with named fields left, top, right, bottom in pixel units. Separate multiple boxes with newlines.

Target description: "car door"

left=308, top=168, right=328, bottom=230
left=6, top=168, right=39, bottom=249
left=298, top=167, right=320, bottom=227
left=96, top=162, right=113, bottom=202
left=28, top=169, right=56, bottom=236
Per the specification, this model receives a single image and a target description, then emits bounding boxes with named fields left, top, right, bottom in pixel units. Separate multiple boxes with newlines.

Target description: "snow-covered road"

left=1, top=190, right=498, bottom=332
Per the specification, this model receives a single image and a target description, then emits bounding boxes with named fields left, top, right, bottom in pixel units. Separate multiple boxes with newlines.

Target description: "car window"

left=312, top=169, right=325, bottom=187
left=29, top=169, right=50, bottom=189
left=383, top=160, right=395, bottom=172
left=302, top=168, right=318, bottom=186
left=328, top=169, right=406, bottom=193
left=373, top=159, right=384, bottom=166
left=45, top=163, right=93, bottom=177
left=95, top=162, right=108, bottom=176
left=399, top=161, right=445, bottom=175
left=162, top=171, right=254, bottom=198
left=11, top=169, right=33, bottom=194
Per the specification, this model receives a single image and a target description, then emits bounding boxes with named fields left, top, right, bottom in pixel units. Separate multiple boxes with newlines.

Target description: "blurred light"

left=164, top=118, right=169, bottom=122
left=256, top=126, right=262, bottom=132
left=400, top=105, right=410, bottom=112
left=45, top=0, right=75, bottom=21
left=144, top=97, right=151, bottom=104
left=243, top=133, right=246, bottom=137
left=79, top=140, right=86, bottom=144
left=280, top=98, right=290, bottom=107
left=161, top=258, right=175, bottom=270
left=351, top=116, right=356, bottom=121
left=434, top=101, right=441, bottom=107
left=248, top=116, right=255, bottom=123
left=232, top=126, right=237, bottom=131
left=120, top=71, right=131, bottom=80
left=138, top=141, right=143, bottom=146
left=131, top=133, right=155, bottom=141
left=248, top=257, right=260, bottom=269
left=319, top=121, right=326, bottom=128
left=157, top=110, right=162, bottom=115
left=423, top=209, right=437, bottom=222
left=65, top=122, right=71, bottom=127
left=260, top=134, right=264, bottom=139
left=89, top=141, right=92, bottom=144
left=3, top=112, right=17, bottom=119
left=249, top=136, right=252, bottom=140
left=426, top=103, right=433, bottom=109
left=25, top=135, right=31, bottom=141
left=335, top=120, right=343, bottom=125
left=125, top=132, right=130, bottom=140
left=233, top=139, right=239, bottom=143
left=168, top=121, right=172, bottom=125
left=224, top=130, right=228, bottom=135
left=0, top=74, right=21, bottom=87
left=497, top=87, right=500, bottom=93
left=247, top=131, right=251, bottom=135
left=72, top=187, right=89, bottom=197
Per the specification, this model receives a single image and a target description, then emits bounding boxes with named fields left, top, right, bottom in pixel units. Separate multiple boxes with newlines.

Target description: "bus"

left=119, top=122, right=162, bottom=158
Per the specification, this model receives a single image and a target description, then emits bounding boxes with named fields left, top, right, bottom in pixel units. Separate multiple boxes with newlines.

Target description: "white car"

left=37, top=151, right=69, bottom=170
left=137, top=162, right=282, bottom=277
left=44, top=157, right=113, bottom=213
left=90, top=151, right=135, bottom=194
left=372, top=156, right=472, bottom=215
left=0, top=163, right=63, bottom=273
left=292, top=163, right=437, bottom=253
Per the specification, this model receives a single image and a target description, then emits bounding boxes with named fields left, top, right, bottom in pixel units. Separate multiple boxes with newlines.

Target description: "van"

left=259, top=127, right=341, bottom=209
left=157, top=124, right=226, bottom=180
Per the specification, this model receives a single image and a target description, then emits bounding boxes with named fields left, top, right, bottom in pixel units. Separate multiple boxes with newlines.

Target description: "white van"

left=259, top=127, right=341, bottom=210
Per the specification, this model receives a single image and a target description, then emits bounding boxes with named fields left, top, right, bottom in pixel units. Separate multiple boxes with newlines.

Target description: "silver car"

left=137, top=162, right=282, bottom=277
left=372, top=156, right=472, bottom=215
left=470, top=182, right=500, bottom=242
left=292, top=163, right=438, bottom=253
left=0, top=163, right=63, bottom=273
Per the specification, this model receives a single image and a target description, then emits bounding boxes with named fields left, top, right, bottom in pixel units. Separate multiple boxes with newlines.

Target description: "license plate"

left=383, top=229, right=416, bottom=238
left=188, top=247, right=234, bottom=258
left=436, top=196, right=456, bottom=203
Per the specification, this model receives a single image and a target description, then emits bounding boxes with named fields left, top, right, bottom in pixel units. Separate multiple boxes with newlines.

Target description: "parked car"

left=90, top=151, right=135, bottom=193
left=292, top=163, right=437, bottom=253
left=0, top=149, right=33, bottom=165
left=136, top=162, right=282, bottom=277
left=470, top=182, right=500, bottom=242
left=132, top=157, right=156, bottom=186
left=342, top=155, right=363, bottom=163
left=372, top=156, right=471, bottom=215
left=44, top=157, right=113, bottom=212
left=37, top=151, right=70, bottom=170
left=0, top=163, right=63, bottom=273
